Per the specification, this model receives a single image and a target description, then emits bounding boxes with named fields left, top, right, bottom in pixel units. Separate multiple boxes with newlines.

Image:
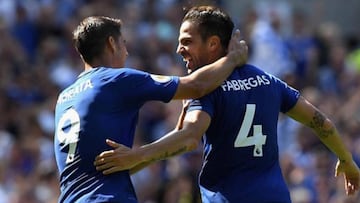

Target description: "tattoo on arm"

left=149, top=146, right=188, bottom=162
left=130, top=146, right=189, bottom=174
left=309, top=111, right=334, bottom=139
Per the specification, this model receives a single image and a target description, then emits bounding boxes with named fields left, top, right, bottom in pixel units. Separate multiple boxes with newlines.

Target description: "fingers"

left=335, top=160, right=341, bottom=177
left=94, top=155, right=126, bottom=173
left=96, top=163, right=123, bottom=175
left=228, top=29, right=247, bottom=54
left=232, top=29, right=246, bottom=49
left=346, top=181, right=356, bottom=195
left=344, top=176, right=360, bottom=195
left=227, top=29, right=248, bottom=67
left=103, top=167, right=119, bottom=175
left=233, top=29, right=241, bottom=41
left=94, top=153, right=112, bottom=165
left=94, top=156, right=130, bottom=175
left=95, top=161, right=113, bottom=171
left=106, top=139, right=121, bottom=148
left=95, top=150, right=115, bottom=160
left=232, top=31, right=241, bottom=50
left=239, top=40, right=247, bottom=48
left=335, top=168, right=339, bottom=177
left=105, top=140, right=131, bottom=153
left=95, top=140, right=137, bottom=174
left=228, top=29, right=241, bottom=51
left=239, top=40, right=248, bottom=55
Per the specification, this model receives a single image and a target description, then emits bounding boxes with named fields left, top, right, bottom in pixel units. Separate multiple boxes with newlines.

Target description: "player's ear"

left=208, top=35, right=221, bottom=51
left=107, top=36, right=117, bottom=53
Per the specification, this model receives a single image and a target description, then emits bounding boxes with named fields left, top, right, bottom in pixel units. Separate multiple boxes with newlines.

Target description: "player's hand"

left=94, top=139, right=139, bottom=175
left=227, top=29, right=248, bottom=67
left=335, top=159, right=360, bottom=195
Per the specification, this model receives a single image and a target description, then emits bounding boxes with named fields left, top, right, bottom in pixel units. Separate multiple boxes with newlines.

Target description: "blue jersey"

left=188, top=64, right=300, bottom=203
left=54, top=67, right=179, bottom=203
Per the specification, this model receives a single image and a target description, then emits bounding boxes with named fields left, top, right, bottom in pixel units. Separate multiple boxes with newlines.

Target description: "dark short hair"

left=72, top=16, right=123, bottom=64
left=182, top=6, right=234, bottom=49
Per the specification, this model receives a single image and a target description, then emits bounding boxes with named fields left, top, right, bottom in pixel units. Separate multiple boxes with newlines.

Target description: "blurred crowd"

left=0, top=0, right=359, bottom=203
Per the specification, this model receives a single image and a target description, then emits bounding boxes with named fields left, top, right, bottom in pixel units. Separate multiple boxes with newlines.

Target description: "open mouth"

left=185, top=60, right=192, bottom=69
left=181, top=57, right=190, bottom=68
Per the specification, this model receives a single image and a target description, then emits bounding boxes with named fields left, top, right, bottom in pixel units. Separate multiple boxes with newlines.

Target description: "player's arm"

left=123, top=101, right=190, bottom=174
left=172, top=30, right=248, bottom=100
left=94, top=110, right=210, bottom=175
left=286, top=96, right=360, bottom=195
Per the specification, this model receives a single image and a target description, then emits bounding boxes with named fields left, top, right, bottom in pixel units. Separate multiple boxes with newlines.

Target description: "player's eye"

left=182, top=39, right=191, bottom=45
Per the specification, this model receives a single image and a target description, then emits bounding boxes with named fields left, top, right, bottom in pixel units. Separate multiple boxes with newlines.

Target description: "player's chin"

left=186, top=62, right=196, bottom=73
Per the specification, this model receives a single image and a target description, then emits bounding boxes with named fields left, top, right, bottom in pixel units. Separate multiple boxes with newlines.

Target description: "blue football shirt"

left=54, top=67, right=179, bottom=203
left=188, top=64, right=300, bottom=203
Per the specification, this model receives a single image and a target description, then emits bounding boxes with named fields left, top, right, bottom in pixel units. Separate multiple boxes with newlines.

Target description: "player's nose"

left=176, top=44, right=184, bottom=55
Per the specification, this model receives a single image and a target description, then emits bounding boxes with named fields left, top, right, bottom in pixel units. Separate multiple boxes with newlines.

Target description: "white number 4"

left=234, top=104, right=267, bottom=157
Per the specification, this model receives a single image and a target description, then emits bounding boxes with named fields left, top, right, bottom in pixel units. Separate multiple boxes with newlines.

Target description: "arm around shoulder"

left=174, top=56, right=238, bottom=99
left=173, top=31, right=248, bottom=100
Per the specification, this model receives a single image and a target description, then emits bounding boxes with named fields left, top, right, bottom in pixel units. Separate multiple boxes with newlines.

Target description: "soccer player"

left=54, top=16, right=248, bottom=203
left=94, top=6, right=360, bottom=203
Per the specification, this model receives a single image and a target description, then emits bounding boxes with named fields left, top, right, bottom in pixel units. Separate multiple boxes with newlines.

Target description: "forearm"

left=136, top=129, right=198, bottom=167
left=131, top=111, right=208, bottom=174
left=130, top=160, right=155, bottom=175
left=129, top=130, right=188, bottom=175
left=310, top=117, right=352, bottom=162
left=175, top=56, right=237, bottom=99
left=129, top=132, right=186, bottom=174
left=287, top=97, right=353, bottom=162
left=190, top=56, right=237, bottom=97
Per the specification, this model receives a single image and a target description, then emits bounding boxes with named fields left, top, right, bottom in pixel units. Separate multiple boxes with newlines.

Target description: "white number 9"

left=56, top=108, right=80, bottom=163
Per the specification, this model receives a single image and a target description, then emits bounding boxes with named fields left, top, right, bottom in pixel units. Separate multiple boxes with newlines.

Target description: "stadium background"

left=0, top=0, right=359, bottom=202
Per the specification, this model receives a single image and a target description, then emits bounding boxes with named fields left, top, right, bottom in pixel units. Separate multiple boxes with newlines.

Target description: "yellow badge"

left=150, top=74, right=172, bottom=83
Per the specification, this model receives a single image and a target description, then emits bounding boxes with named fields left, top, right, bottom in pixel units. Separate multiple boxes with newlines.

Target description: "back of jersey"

left=54, top=67, right=178, bottom=203
left=189, top=64, right=299, bottom=202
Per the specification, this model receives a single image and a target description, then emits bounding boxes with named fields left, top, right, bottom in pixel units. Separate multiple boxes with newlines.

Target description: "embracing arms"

left=94, top=109, right=209, bottom=175
left=173, top=30, right=248, bottom=99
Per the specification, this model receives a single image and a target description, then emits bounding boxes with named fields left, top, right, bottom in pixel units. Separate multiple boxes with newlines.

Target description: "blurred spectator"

left=244, top=2, right=295, bottom=81
left=285, top=9, right=319, bottom=89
